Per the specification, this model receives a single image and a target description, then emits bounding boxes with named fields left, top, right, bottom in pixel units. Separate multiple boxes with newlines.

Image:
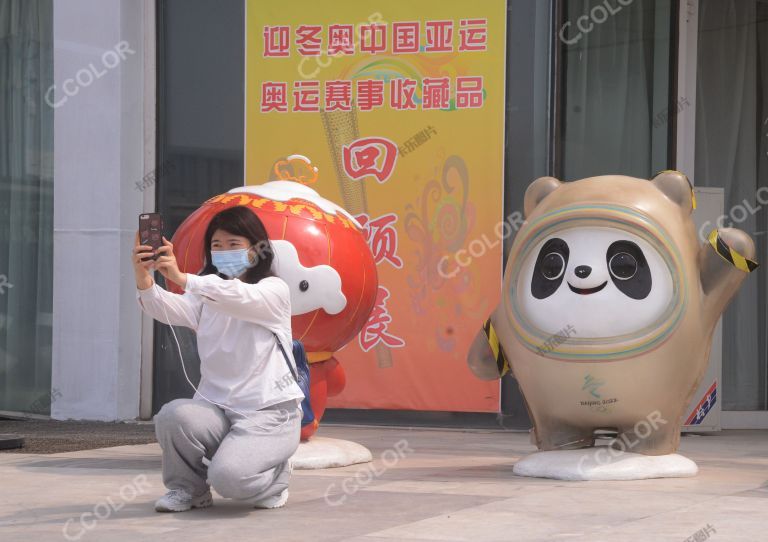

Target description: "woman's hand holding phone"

left=132, top=231, right=156, bottom=290
left=154, top=237, right=188, bottom=290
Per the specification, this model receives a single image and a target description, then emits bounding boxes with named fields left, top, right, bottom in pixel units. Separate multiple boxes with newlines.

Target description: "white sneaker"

left=250, top=460, right=293, bottom=509
left=155, top=488, right=213, bottom=513
left=251, top=489, right=289, bottom=509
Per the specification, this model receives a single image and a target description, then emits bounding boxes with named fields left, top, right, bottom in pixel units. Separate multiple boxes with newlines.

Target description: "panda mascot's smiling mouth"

left=567, top=281, right=608, bottom=295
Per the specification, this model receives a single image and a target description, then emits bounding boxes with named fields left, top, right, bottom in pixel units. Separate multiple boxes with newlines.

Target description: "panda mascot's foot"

left=513, top=447, right=698, bottom=481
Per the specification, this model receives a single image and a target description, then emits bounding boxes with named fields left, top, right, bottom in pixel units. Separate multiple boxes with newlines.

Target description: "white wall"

left=51, top=0, right=148, bottom=420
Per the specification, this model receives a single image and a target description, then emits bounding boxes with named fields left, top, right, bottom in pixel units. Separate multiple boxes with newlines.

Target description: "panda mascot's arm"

left=650, top=170, right=758, bottom=321
left=699, top=227, right=758, bottom=318
left=465, top=178, right=564, bottom=381
left=467, top=313, right=511, bottom=380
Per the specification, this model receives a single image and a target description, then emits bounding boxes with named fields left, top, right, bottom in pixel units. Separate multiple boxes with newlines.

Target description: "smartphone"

left=139, top=213, right=164, bottom=261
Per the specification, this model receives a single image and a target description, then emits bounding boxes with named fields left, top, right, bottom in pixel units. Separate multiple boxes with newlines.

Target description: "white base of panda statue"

left=513, top=447, right=698, bottom=481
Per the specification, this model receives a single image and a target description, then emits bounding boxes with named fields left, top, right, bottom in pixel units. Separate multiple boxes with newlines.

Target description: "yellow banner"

left=246, top=0, right=505, bottom=412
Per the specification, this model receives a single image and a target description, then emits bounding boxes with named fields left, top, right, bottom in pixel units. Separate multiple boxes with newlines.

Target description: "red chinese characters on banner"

left=355, top=213, right=404, bottom=269
left=390, top=78, right=418, bottom=110
left=456, top=76, right=484, bottom=109
left=295, top=24, right=323, bottom=56
left=423, top=77, right=451, bottom=110
left=261, top=82, right=288, bottom=112
left=459, top=18, right=488, bottom=51
left=359, top=286, right=406, bottom=352
left=325, top=80, right=353, bottom=111
left=342, top=137, right=398, bottom=183
left=263, top=26, right=290, bottom=57
left=260, top=77, right=485, bottom=112
left=261, top=19, right=488, bottom=57
left=425, top=20, right=454, bottom=52
left=359, top=23, right=387, bottom=54
left=292, top=80, right=320, bottom=112
left=328, top=24, right=354, bottom=55
left=392, top=22, right=420, bottom=54
left=356, top=79, right=385, bottom=111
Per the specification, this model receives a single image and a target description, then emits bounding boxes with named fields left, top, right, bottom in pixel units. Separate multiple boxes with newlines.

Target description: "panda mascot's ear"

left=651, top=170, right=695, bottom=214
left=524, top=177, right=562, bottom=218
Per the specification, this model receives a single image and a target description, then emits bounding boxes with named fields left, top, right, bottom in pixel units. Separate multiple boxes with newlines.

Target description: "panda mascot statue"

left=468, top=171, right=758, bottom=480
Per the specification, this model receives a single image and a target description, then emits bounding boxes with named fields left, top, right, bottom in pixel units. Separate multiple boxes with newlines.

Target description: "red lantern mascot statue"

left=170, top=160, right=378, bottom=440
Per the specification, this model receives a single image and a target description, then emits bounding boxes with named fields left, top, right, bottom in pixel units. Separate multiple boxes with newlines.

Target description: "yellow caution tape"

left=483, top=319, right=510, bottom=377
left=708, top=229, right=759, bottom=273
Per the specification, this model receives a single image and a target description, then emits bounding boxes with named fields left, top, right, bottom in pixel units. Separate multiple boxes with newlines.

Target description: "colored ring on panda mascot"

left=504, top=204, right=688, bottom=362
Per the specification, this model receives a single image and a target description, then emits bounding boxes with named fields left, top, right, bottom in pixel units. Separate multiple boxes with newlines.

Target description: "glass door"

left=0, top=0, right=54, bottom=415
left=556, top=0, right=677, bottom=180
left=153, top=0, right=246, bottom=413
left=693, top=0, right=768, bottom=421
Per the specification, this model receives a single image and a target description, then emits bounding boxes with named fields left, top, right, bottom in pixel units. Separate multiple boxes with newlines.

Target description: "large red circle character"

left=170, top=180, right=378, bottom=440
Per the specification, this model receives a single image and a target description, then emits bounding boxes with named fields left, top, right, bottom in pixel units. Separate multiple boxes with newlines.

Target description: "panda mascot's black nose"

left=575, top=265, right=592, bottom=278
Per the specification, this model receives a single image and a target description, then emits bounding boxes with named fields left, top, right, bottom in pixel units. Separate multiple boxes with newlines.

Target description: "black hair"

left=200, top=206, right=274, bottom=284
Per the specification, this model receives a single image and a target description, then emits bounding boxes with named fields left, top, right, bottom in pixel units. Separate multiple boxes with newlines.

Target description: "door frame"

left=676, top=0, right=768, bottom=429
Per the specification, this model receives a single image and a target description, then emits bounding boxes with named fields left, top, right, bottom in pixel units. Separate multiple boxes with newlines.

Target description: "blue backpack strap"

left=274, top=333, right=298, bottom=382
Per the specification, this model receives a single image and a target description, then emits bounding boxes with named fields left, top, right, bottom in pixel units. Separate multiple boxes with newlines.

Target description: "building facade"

left=1, top=0, right=766, bottom=429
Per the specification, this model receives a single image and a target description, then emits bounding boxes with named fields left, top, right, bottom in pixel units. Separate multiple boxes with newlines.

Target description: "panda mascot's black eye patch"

left=606, top=240, right=651, bottom=299
left=531, top=238, right=569, bottom=299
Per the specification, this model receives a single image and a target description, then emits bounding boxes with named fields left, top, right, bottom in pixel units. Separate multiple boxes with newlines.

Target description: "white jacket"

left=137, top=274, right=304, bottom=413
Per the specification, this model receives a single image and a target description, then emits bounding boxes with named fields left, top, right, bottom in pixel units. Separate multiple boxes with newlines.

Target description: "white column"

left=675, top=0, right=698, bottom=180
left=51, top=0, right=151, bottom=420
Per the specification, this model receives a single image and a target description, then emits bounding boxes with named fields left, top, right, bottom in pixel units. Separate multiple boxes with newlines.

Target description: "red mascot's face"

left=171, top=181, right=378, bottom=359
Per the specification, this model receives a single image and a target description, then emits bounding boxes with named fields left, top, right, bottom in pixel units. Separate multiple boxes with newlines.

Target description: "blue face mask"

left=211, top=247, right=253, bottom=278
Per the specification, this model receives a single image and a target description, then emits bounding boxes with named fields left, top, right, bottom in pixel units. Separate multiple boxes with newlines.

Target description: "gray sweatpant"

left=154, top=398, right=301, bottom=502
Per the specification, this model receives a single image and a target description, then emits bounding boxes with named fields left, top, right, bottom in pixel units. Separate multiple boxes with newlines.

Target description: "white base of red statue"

left=513, top=447, right=698, bottom=481
left=291, top=437, right=373, bottom=470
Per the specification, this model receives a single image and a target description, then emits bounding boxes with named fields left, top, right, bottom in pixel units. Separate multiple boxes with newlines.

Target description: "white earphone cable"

left=159, top=300, right=260, bottom=423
